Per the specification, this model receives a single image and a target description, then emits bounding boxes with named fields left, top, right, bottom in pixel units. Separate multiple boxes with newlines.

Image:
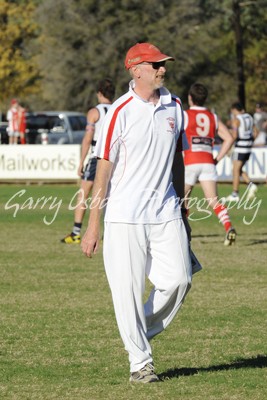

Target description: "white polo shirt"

left=95, top=81, right=187, bottom=224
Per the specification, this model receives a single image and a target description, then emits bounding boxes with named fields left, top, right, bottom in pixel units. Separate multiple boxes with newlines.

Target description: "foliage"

left=0, top=0, right=266, bottom=118
left=34, top=0, right=234, bottom=114
left=243, top=1, right=267, bottom=112
left=0, top=0, right=40, bottom=111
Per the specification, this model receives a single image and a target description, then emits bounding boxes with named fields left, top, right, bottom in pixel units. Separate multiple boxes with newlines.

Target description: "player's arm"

left=81, top=158, right=113, bottom=257
left=214, top=120, right=235, bottom=163
left=229, top=117, right=239, bottom=141
left=78, top=107, right=100, bottom=176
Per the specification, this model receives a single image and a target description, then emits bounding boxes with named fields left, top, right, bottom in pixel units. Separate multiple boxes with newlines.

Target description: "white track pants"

left=103, top=219, right=192, bottom=373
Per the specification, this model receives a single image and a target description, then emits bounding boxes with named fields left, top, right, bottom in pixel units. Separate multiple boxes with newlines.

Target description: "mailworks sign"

left=0, top=145, right=81, bottom=180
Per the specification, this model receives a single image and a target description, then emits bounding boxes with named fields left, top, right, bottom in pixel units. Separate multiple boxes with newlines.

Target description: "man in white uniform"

left=81, top=43, right=192, bottom=383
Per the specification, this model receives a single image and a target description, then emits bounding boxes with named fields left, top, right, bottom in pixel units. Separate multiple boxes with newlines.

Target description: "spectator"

left=7, top=99, right=19, bottom=145
left=253, top=103, right=267, bottom=147
left=18, top=103, right=27, bottom=144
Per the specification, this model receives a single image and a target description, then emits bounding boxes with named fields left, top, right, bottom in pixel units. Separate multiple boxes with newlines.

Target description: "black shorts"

left=82, top=157, right=97, bottom=181
left=233, top=152, right=251, bottom=163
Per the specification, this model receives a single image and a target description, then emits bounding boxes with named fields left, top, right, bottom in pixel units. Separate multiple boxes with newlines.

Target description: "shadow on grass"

left=247, top=239, right=267, bottom=245
left=159, top=354, right=267, bottom=381
left=192, top=234, right=220, bottom=238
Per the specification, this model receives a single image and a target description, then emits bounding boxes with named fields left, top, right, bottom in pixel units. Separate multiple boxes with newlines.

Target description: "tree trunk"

left=232, top=0, right=246, bottom=108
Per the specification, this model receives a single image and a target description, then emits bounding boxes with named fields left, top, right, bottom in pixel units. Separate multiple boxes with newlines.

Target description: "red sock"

left=213, top=204, right=232, bottom=232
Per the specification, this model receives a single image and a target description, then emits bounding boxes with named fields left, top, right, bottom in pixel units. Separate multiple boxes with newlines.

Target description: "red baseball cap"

left=125, top=43, right=174, bottom=69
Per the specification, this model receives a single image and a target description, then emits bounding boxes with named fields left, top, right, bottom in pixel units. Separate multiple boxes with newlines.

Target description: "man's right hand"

left=81, top=228, right=100, bottom=258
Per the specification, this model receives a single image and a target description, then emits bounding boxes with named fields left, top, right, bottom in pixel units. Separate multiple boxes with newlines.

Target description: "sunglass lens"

left=152, top=61, right=166, bottom=69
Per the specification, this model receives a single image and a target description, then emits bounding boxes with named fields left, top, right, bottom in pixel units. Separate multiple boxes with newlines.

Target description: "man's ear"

left=131, top=65, right=141, bottom=79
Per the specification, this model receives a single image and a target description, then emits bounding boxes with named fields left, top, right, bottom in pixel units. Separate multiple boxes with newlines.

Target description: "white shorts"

left=8, top=130, right=20, bottom=138
left=185, top=163, right=217, bottom=186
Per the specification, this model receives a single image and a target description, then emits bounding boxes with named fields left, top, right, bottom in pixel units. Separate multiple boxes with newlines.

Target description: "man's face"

left=136, top=61, right=166, bottom=89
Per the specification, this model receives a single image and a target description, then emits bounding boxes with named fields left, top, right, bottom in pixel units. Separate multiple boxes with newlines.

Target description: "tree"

left=1, top=0, right=265, bottom=118
left=0, top=0, right=40, bottom=113
left=232, top=0, right=246, bottom=106
left=35, top=0, right=238, bottom=114
left=241, top=0, right=267, bottom=111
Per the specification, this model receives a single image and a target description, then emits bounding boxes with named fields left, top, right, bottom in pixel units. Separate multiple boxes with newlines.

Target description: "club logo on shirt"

left=166, top=117, right=175, bottom=133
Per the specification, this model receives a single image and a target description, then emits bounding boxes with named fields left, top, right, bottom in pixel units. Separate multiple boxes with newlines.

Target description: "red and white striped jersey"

left=183, top=106, right=218, bottom=165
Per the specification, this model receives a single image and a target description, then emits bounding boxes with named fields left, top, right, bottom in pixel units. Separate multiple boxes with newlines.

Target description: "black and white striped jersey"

left=234, top=113, right=254, bottom=154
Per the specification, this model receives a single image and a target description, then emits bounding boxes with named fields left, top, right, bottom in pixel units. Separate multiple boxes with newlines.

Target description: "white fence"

left=0, top=144, right=266, bottom=182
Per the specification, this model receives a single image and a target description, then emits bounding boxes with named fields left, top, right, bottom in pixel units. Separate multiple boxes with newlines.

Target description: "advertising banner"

left=0, top=145, right=81, bottom=180
left=0, top=145, right=266, bottom=182
left=213, top=146, right=266, bottom=182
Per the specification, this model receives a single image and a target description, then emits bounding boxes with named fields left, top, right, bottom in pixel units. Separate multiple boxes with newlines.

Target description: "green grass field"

left=1, top=183, right=266, bottom=400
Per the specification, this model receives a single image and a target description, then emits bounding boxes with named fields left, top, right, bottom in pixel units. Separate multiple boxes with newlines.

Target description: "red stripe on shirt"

left=103, top=96, right=133, bottom=160
left=172, top=97, right=181, bottom=106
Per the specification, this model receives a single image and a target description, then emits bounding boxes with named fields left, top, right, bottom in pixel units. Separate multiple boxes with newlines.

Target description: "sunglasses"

left=139, top=61, right=166, bottom=69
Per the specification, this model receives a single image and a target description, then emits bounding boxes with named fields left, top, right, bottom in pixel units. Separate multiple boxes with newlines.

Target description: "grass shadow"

left=247, top=239, right=267, bottom=246
left=192, top=234, right=220, bottom=238
left=159, top=354, right=267, bottom=381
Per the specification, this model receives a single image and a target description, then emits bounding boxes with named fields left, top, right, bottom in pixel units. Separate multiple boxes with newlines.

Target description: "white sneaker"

left=224, top=193, right=240, bottom=202
left=246, top=183, right=258, bottom=200
left=130, top=363, right=159, bottom=384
